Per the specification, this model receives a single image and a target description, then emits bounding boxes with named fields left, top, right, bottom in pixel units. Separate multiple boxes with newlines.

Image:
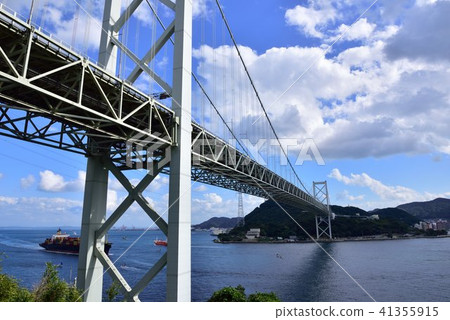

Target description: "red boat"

left=153, top=239, right=167, bottom=246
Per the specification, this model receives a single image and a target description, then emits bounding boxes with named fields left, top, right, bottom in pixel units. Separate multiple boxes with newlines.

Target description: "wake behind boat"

left=39, top=228, right=112, bottom=255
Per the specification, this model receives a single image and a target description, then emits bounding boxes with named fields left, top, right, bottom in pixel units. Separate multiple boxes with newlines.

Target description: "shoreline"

left=215, top=234, right=450, bottom=244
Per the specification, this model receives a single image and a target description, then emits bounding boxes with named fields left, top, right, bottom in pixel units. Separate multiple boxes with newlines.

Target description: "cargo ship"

left=39, top=229, right=112, bottom=255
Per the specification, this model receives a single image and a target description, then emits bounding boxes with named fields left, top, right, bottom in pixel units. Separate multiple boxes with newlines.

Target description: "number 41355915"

left=379, top=306, right=438, bottom=317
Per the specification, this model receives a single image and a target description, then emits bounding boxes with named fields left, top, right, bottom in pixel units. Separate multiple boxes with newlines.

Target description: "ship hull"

left=39, top=242, right=112, bottom=255
left=39, top=243, right=79, bottom=254
left=153, top=240, right=167, bottom=246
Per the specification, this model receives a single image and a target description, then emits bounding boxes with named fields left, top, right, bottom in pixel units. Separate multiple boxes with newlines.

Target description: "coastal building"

left=415, top=220, right=449, bottom=231
left=436, top=219, right=448, bottom=230
left=246, top=228, right=261, bottom=239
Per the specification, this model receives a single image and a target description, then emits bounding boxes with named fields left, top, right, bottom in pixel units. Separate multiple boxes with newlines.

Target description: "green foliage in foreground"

left=33, top=262, right=81, bottom=302
left=0, top=273, right=34, bottom=302
left=0, top=257, right=81, bottom=302
left=247, top=291, right=281, bottom=302
left=208, top=285, right=280, bottom=302
left=106, top=280, right=122, bottom=302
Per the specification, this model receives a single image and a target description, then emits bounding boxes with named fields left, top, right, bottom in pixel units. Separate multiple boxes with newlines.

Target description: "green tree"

left=0, top=252, right=33, bottom=302
left=106, top=280, right=122, bottom=302
left=247, top=292, right=280, bottom=302
left=33, top=262, right=81, bottom=302
left=208, top=285, right=281, bottom=302
left=0, top=273, right=33, bottom=302
left=208, top=285, right=247, bottom=302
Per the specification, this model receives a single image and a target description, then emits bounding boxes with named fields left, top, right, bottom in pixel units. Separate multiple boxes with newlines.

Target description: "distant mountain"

left=330, top=205, right=368, bottom=216
left=193, top=217, right=241, bottom=229
left=373, top=207, right=420, bottom=225
left=221, top=200, right=419, bottom=239
left=397, top=198, right=450, bottom=219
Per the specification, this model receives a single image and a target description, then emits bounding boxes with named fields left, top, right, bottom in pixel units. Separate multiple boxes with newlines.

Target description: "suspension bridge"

left=0, top=0, right=333, bottom=301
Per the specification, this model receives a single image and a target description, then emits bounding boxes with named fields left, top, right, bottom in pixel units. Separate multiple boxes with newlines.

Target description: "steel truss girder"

left=0, top=106, right=90, bottom=153
left=191, top=123, right=329, bottom=215
left=91, top=156, right=168, bottom=302
left=0, top=5, right=329, bottom=218
left=0, top=7, right=175, bottom=150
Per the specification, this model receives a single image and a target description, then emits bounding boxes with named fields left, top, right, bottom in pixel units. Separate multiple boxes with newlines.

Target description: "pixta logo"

left=126, top=131, right=171, bottom=176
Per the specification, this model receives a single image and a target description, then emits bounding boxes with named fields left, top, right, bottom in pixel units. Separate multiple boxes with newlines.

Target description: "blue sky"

left=0, top=0, right=449, bottom=227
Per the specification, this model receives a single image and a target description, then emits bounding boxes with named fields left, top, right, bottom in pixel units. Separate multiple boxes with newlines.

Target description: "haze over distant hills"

left=397, top=198, right=450, bottom=219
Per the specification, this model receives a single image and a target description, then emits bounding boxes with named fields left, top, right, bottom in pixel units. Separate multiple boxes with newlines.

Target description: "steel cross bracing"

left=0, top=6, right=175, bottom=154
left=0, top=5, right=328, bottom=217
left=313, top=181, right=334, bottom=239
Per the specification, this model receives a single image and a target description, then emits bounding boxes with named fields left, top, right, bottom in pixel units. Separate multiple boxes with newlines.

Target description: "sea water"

left=0, top=228, right=449, bottom=302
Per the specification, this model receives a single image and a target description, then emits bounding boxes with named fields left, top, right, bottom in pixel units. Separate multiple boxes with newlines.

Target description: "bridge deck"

left=0, top=6, right=328, bottom=216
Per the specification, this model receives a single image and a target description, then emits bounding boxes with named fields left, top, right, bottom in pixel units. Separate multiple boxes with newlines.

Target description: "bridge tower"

left=77, top=0, right=192, bottom=301
left=313, top=181, right=333, bottom=239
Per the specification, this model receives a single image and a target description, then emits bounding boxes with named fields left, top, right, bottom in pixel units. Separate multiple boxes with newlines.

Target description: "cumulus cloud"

left=336, top=190, right=365, bottom=202
left=20, top=174, right=36, bottom=189
left=39, top=170, right=86, bottom=193
left=332, top=18, right=376, bottom=42
left=384, top=1, right=450, bottom=62
left=193, top=0, right=212, bottom=18
left=0, top=195, right=83, bottom=227
left=285, top=1, right=337, bottom=38
left=194, top=185, right=208, bottom=192
left=191, top=192, right=264, bottom=224
left=329, top=168, right=450, bottom=205
left=0, top=196, right=18, bottom=205
left=107, top=189, right=119, bottom=211
left=193, top=11, right=450, bottom=160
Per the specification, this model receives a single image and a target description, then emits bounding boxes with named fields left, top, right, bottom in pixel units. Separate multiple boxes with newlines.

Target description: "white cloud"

left=0, top=196, right=19, bottom=205
left=0, top=173, right=3, bottom=179
left=0, top=195, right=83, bottom=227
left=329, top=168, right=450, bottom=205
left=107, top=189, right=119, bottom=211
left=332, top=18, right=376, bottom=42
left=337, top=190, right=365, bottom=202
left=191, top=191, right=265, bottom=224
left=194, top=185, right=208, bottom=192
left=193, top=19, right=450, bottom=160
left=45, top=6, right=102, bottom=52
left=385, top=1, right=450, bottom=62
left=20, top=174, right=36, bottom=189
left=192, top=0, right=211, bottom=18
left=39, top=170, right=86, bottom=193
left=285, top=1, right=337, bottom=38
left=203, top=192, right=223, bottom=204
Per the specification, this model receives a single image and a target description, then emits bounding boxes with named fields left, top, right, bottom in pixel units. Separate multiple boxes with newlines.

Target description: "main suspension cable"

left=214, top=0, right=312, bottom=195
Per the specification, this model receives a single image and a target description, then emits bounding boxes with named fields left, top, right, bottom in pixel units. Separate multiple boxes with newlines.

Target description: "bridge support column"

left=315, top=215, right=332, bottom=240
left=77, top=155, right=109, bottom=301
left=98, top=0, right=121, bottom=73
left=313, top=181, right=333, bottom=240
left=167, top=0, right=192, bottom=302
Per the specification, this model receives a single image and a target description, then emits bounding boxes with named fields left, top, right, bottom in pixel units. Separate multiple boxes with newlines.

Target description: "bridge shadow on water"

left=283, top=242, right=336, bottom=302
